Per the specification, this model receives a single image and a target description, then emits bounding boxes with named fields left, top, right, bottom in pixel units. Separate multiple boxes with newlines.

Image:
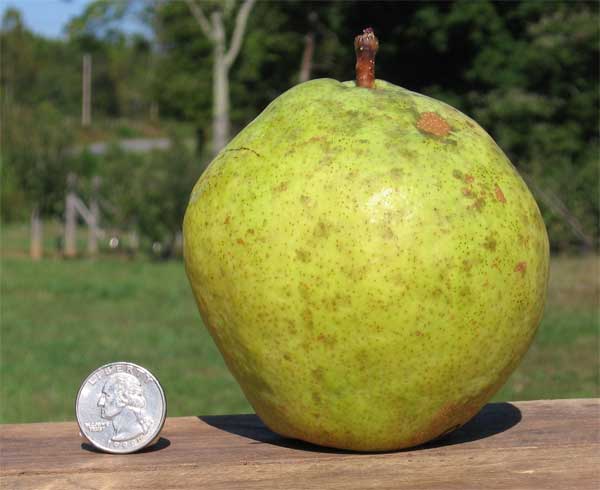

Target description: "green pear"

left=183, top=29, right=548, bottom=451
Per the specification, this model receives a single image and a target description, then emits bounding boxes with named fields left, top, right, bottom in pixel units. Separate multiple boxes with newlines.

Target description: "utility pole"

left=82, top=53, right=92, bottom=127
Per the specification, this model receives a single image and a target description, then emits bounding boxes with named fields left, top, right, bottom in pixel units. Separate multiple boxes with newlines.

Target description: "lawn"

left=1, top=224, right=598, bottom=423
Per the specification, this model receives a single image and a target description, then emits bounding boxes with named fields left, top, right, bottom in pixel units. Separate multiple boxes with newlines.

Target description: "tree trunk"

left=186, top=0, right=255, bottom=157
left=30, top=205, right=43, bottom=261
left=299, top=31, right=315, bottom=83
left=212, top=11, right=230, bottom=156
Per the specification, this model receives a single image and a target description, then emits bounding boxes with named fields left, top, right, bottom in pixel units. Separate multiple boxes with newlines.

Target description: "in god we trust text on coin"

left=76, top=362, right=167, bottom=454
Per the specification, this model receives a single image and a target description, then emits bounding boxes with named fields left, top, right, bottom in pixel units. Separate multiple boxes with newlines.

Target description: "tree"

left=184, top=0, right=256, bottom=155
left=99, top=135, right=201, bottom=257
left=1, top=8, right=81, bottom=116
left=3, top=103, right=76, bottom=259
left=1, top=9, right=79, bottom=258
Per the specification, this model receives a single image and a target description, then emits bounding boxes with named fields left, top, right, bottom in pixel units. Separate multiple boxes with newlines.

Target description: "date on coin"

left=76, top=362, right=166, bottom=454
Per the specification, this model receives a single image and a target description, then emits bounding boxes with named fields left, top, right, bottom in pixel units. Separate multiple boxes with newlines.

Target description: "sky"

left=0, top=0, right=144, bottom=38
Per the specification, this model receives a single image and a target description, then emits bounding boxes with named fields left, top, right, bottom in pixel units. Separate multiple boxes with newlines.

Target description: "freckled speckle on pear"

left=183, top=77, right=549, bottom=451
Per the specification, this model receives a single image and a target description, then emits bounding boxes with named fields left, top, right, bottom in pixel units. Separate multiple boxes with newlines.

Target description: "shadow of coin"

left=81, top=437, right=171, bottom=454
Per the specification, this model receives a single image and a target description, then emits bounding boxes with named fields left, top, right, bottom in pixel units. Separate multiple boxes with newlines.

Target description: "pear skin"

left=183, top=77, right=549, bottom=451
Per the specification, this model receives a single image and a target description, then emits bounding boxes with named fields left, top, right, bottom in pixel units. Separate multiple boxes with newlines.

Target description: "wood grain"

left=1, top=399, right=598, bottom=489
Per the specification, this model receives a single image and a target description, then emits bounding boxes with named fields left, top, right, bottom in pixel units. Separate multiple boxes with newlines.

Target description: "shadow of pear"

left=199, top=402, right=522, bottom=454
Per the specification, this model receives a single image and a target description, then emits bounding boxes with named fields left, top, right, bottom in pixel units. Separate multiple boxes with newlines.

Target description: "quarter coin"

left=76, top=361, right=167, bottom=454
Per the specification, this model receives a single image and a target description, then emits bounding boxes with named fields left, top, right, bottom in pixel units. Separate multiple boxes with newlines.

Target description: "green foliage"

left=152, top=1, right=213, bottom=125
left=2, top=102, right=76, bottom=218
left=97, top=135, right=201, bottom=253
left=0, top=156, right=28, bottom=222
left=65, top=0, right=132, bottom=38
left=1, top=8, right=81, bottom=115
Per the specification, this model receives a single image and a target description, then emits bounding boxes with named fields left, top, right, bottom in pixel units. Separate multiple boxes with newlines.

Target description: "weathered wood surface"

left=1, top=399, right=598, bottom=489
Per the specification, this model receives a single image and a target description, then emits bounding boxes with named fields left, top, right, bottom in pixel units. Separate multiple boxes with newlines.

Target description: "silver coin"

left=76, top=361, right=167, bottom=454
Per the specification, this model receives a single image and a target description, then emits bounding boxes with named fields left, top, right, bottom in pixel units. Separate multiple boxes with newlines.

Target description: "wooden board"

left=1, top=399, right=598, bottom=489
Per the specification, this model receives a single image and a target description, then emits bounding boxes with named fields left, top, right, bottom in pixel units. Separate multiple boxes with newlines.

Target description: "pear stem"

left=354, top=27, right=379, bottom=88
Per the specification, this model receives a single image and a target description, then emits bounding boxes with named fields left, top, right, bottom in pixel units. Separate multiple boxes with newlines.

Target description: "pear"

left=183, top=29, right=549, bottom=451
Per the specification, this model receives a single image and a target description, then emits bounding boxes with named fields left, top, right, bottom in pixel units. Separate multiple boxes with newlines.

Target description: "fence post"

left=30, top=204, right=43, bottom=261
left=64, top=173, right=78, bottom=258
left=87, top=176, right=101, bottom=256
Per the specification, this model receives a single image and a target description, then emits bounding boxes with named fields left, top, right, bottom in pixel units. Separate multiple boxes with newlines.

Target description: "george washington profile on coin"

left=97, top=372, right=153, bottom=442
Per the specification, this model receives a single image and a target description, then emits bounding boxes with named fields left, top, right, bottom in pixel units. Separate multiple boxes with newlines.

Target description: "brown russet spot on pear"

left=183, top=28, right=549, bottom=452
left=475, top=196, right=487, bottom=209
left=484, top=235, right=498, bottom=251
left=295, top=249, right=311, bottom=263
left=416, top=112, right=452, bottom=137
left=313, top=220, right=332, bottom=239
left=300, top=195, right=313, bottom=206
left=317, top=333, right=338, bottom=347
left=273, top=181, right=289, bottom=192
left=495, top=184, right=507, bottom=203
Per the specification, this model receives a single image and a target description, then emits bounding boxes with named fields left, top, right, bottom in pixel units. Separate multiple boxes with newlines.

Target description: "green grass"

left=0, top=257, right=251, bottom=423
left=1, top=224, right=598, bottom=423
